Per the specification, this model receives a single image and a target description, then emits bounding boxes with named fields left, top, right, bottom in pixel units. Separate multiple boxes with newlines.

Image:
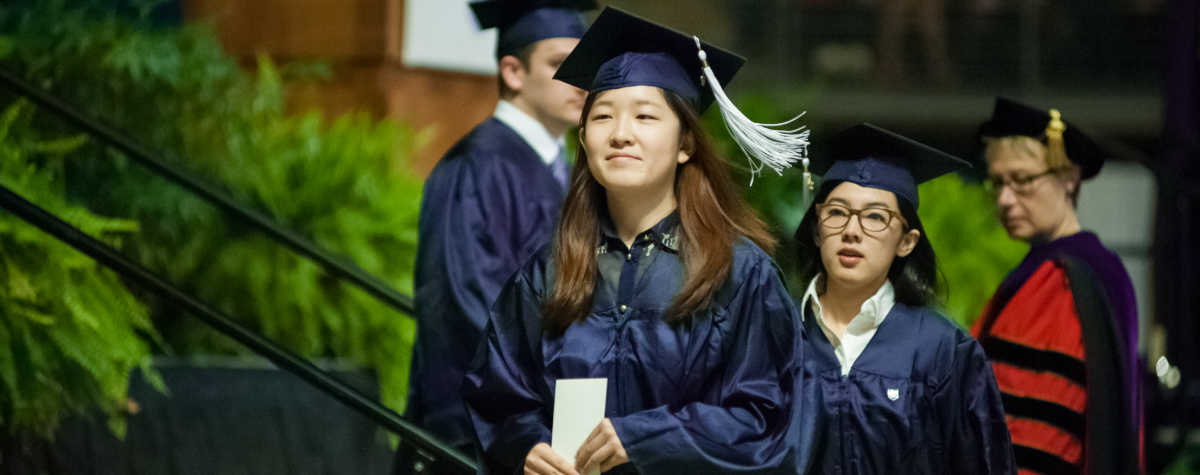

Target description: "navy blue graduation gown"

left=803, top=303, right=1016, bottom=475
left=463, top=216, right=803, bottom=475
left=407, top=118, right=565, bottom=450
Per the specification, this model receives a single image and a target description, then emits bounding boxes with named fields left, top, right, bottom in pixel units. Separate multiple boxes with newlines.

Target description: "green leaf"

left=0, top=36, right=16, bottom=59
left=1, top=0, right=424, bottom=439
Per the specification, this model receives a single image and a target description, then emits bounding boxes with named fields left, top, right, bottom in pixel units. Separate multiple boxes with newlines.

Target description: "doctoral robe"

left=463, top=214, right=804, bottom=475
left=972, top=232, right=1140, bottom=475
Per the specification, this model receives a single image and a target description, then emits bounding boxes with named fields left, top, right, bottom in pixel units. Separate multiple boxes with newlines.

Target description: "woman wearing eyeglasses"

left=793, top=124, right=1015, bottom=474
left=971, top=98, right=1140, bottom=475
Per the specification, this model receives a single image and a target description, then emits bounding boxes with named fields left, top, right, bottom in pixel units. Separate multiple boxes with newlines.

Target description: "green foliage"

left=917, top=174, right=1027, bottom=327
left=702, top=91, right=822, bottom=288
left=0, top=100, right=161, bottom=440
left=705, top=91, right=1026, bottom=326
left=1, top=0, right=423, bottom=412
left=1163, top=446, right=1200, bottom=475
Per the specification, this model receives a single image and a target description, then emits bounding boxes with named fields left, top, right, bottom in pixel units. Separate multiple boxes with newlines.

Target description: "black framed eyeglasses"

left=985, top=169, right=1061, bottom=195
left=816, top=204, right=908, bottom=233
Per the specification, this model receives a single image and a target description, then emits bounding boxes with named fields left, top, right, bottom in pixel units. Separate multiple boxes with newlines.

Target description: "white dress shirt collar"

left=493, top=100, right=564, bottom=166
left=802, top=276, right=896, bottom=375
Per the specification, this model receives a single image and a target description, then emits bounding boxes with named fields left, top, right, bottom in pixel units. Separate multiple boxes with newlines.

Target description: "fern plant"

left=917, top=174, right=1028, bottom=327
left=0, top=100, right=161, bottom=441
left=0, top=0, right=423, bottom=413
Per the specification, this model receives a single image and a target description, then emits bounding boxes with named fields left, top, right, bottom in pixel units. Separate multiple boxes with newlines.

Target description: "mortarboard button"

left=469, top=0, right=598, bottom=60
left=808, top=123, right=972, bottom=210
left=554, top=7, right=810, bottom=183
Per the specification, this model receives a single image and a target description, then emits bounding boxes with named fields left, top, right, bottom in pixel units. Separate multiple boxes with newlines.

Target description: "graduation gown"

left=971, top=232, right=1139, bottom=475
left=407, top=118, right=566, bottom=450
left=804, top=303, right=1016, bottom=475
left=463, top=215, right=803, bottom=475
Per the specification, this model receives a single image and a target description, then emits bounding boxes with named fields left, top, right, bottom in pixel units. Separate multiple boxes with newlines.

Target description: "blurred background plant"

left=1164, top=447, right=1200, bottom=475
left=0, top=99, right=161, bottom=442
left=917, top=173, right=1028, bottom=327
left=0, top=0, right=425, bottom=431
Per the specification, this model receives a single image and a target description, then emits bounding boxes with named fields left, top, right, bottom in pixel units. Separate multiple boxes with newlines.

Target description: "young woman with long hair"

left=462, top=7, right=807, bottom=475
left=794, top=124, right=1015, bottom=474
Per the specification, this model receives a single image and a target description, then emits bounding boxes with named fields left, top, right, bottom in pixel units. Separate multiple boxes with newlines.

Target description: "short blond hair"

left=983, top=135, right=1081, bottom=206
left=984, top=134, right=1072, bottom=171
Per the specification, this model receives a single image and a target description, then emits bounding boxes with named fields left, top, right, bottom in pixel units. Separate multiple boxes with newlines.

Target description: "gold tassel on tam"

left=1043, top=109, right=1070, bottom=170
left=801, top=157, right=814, bottom=210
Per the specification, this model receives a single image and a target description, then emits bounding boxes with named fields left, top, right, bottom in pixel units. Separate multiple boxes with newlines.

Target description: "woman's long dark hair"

left=542, top=88, right=776, bottom=337
left=793, top=182, right=943, bottom=307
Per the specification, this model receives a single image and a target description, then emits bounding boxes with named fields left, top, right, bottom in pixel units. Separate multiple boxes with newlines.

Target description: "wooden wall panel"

left=381, top=65, right=498, bottom=176
left=185, top=0, right=500, bottom=177
left=186, top=0, right=387, bottom=58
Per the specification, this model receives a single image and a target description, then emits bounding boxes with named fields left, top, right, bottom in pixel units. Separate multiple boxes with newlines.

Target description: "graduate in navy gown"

left=971, top=98, right=1140, bottom=475
left=463, top=7, right=811, bottom=475
left=793, top=124, right=1016, bottom=474
left=407, top=0, right=596, bottom=453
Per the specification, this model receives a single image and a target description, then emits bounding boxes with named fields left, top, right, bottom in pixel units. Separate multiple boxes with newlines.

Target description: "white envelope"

left=551, top=378, right=608, bottom=475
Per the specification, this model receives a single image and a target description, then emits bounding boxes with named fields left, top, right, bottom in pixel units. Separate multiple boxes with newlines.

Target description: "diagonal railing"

left=0, top=183, right=474, bottom=474
left=0, top=67, right=415, bottom=318
left=0, top=67, right=474, bottom=473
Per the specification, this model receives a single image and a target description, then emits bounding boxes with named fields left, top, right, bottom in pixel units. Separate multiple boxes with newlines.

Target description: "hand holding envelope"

left=552, top=378, right=617, bottom=475
left=524, top=378, right=625, bottom=475
left=573, top=418, right=629, bottom=474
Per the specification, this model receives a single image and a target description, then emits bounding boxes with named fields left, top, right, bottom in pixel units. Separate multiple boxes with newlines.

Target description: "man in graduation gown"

left=405, top=0, right=597, bottom=456
left=971, top=98, right=1141, bottom=475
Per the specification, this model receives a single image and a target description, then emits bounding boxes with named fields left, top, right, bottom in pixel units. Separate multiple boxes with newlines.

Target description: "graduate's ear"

left=896, top=228, right=920, bottom=258
left=499, top=55, right=527, bottom=94
left=677, top=130, right=694, bottom=164
left=1062, top=164, right=1082, bottom=195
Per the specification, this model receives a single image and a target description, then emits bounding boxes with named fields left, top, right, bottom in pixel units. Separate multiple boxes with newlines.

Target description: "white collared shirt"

left=493, top=100, right=565, bottom=166
left=801, top=277, right=896, bottom=376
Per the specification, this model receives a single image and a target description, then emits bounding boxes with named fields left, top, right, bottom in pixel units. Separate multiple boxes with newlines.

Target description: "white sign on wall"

left=403, top=0, right=498, bottom=75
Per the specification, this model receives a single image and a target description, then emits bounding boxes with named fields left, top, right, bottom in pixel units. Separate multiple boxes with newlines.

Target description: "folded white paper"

left=551, top=378, right=608, bottom=475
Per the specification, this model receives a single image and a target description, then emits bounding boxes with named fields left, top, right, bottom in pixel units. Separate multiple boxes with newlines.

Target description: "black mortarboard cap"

left=553, top=7, right=745, bottom=112
left=977, top=97, right=1106, bottom=178
left=811, top=124, right=972, bottom=209
left=469, top=0, right=598, bottom=60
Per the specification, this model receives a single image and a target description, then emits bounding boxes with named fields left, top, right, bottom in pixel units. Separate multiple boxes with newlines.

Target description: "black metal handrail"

left=0, top=67, right=416, bottom=318
left=0, top=183, right=475, bottom=474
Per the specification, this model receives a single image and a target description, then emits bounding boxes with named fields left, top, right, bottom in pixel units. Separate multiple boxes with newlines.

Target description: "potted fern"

left=0, top=100, right=160, bottom=457
left=0, top=1, right=425, bottom=471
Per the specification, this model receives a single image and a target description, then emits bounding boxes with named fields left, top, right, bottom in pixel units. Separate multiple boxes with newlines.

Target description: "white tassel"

left=695, top=36, right=810, bottom=186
